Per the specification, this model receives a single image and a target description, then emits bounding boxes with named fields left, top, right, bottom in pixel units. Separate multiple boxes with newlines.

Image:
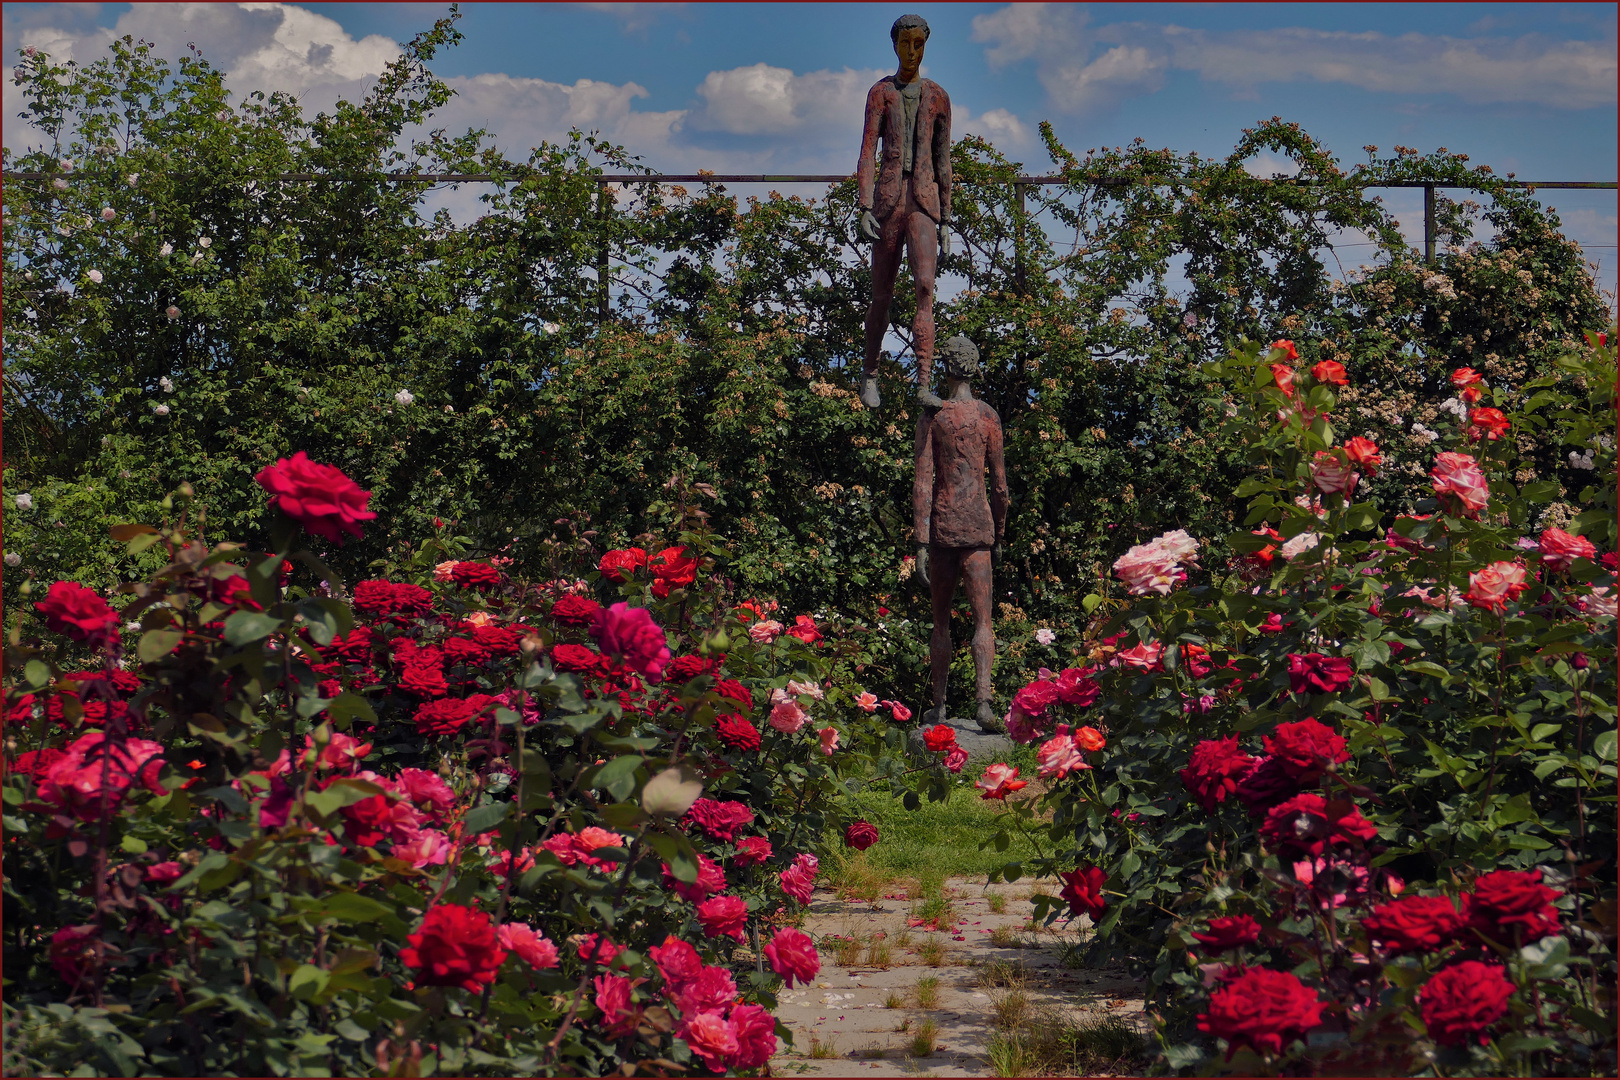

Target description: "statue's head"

left=890, top=14, right=929, bottom=77
left=939, top=335, right=982, bottom=381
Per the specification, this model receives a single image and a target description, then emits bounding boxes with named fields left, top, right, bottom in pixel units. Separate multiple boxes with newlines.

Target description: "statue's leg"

left=962, top=547, right=1003, bottom=733
left=862, top=214, right=905, bottom=406
left=928, top=545, right=963, bottom=723
left=905, top=209, right=943, bottom=408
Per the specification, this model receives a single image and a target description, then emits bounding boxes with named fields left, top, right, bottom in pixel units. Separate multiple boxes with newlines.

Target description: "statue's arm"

left=856, top=83, right=885, bottom=212
left=913, top=415, right=934, bottom=546
left=986, top=406, right=1008, bottom=542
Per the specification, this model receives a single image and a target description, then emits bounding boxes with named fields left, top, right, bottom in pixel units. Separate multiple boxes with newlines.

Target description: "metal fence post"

left=597, top=181, right=611, bottom=323
left=1014, top=180, right=1028, bottom=295
left=1423, top=183, right=1436, bottom=264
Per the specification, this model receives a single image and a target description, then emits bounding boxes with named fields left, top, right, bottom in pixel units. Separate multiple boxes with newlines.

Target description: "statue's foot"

left=924, top=704, right=950, bottom=726
left=975, top=700, right=1005, bottom=734
left=860, top=377, right=882, bottom=409
left=918, top=388, right=945, bottom=409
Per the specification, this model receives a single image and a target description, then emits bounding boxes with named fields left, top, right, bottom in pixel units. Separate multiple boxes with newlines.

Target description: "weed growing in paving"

left=988, top=926, right=1023, bottom=948
left=987, top=893, right=1008, bottom=914
left=909, top=1018, right=940, bottom=1057
left=852, top=1042, right=889, bottom=1060
left=827, top=850, right=891, bottom=908
left=991, top=989, right=1031, bottom=1031
left=914, top=976, right=942, bottom=1008
left=917, top=939, right=949, bottom=967
left=987, top=1011, right=1148, bottom=1077
left=829, top=936, right=864, bottom=967
left=910, top=895, right=955, bottom=929
left=975, top=959, right=1028, bottom=988
left=883, top=990, right=907, bottom=1010
left=865, top=939, right=894, bottom=969
left=807, top=1033, right=839, bottom=1060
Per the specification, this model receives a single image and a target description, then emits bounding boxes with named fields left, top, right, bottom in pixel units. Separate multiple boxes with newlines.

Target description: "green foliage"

left=5, top=27, right=1611, bottom=721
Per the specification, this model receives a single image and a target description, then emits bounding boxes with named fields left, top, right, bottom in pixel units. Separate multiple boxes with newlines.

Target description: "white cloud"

left=971, top=5, right=1617, bottom=114
left=1242, top=152, right=1303, bottom=179
left=686, top=63, right=884, bottom=137
left=959, top=107, right=1030, bottom=148
left=573, top=3, right=687, bottom=35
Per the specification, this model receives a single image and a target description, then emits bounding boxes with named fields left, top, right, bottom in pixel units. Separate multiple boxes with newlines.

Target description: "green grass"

left=830, top=784, right=1042, bottom=879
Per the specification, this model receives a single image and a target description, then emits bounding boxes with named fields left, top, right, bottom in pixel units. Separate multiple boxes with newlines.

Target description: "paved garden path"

left=767, top=876, right=1151, bottom=1077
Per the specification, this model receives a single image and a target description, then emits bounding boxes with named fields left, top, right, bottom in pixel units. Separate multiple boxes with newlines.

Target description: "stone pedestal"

left=906, top=717, right=1016, bottom=762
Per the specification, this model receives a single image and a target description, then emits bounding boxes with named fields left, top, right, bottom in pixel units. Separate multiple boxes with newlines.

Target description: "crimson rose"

left=1059, top=865, right=1107, bottom=920
left=1180, top=735, right=1257, bottom=813
left=1259, top=793, right=1378, bottom=857
left=549, top=594, right=600, bottom=627
left=449, top=561, right=501, bottom=590
left=1191, top=914, right=1261, bottom=952
left=34, top=581, right=121, bottom=645
left=1464, top=869, right=1562, bottom=946
left=1197, top=967, right=1324, bottom=1059
left=1287, top=653, right=1354, bottom=695
left=1362, top=894, right=1466, bottom=954
left=1418, top=961, right=1514, bottom=1046
left=763, top=927, right=820, bottom=987
left=399, top=904, right=506, bottom=991
left=1263, top=718, right=1349, bottom=782
left=844, top=820, right=879, bottom=850
left=254, top=451, right=376, bottom=544
left=598, top=547, right=648, bottom=582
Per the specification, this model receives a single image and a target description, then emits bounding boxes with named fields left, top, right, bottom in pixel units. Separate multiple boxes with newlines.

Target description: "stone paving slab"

left=767, top=877, right=1149, bottom=1077
left=903, top=718, right=1016, bottom=762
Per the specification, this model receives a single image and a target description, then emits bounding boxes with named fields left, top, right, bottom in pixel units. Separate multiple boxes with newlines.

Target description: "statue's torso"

left=926, top=399, right=997, bottom=548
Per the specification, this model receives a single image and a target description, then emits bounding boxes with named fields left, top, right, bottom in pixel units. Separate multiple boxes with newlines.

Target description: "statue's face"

left=893, top=26, right=927, bottom=81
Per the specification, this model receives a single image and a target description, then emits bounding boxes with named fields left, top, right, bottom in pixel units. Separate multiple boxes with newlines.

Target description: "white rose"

left=154, top=403, right=170, bottom=416
left=127, top=174, right=139, bottom=187
left=86, top=269, right=103, bottom=284
left=3, top=552, right=20, bottom=567
left=542, top=321, right=561, bottom=334
left=101, top=207, right=116, bottom=221
left=1280, top=532, right=1324, bottom=561
left=198, top=237, right=212, bottom=248
left=14, top=493, right=33, bottom=510
left=51, top=177, right=68, bottom=191
left=394, top=388, right=414, bottom=406
left=165, top=305, right=179, bottom=320
left=159, top=242, right=173, bottom=256
left=159, top=376, right=175, bottom=392
left=58, top=158, right=73, bottom=173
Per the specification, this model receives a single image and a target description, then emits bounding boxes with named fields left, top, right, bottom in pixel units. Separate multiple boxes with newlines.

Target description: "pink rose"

left=498, top=922, right=559, bottom=968
left=696, top=895, right=749, bottom=941
left=1430, top=451, right=1490, bottom=518
left=1115, top=641, right=1164, bottom=671
left=855, top=691, right=879, bottom=712
left=732, top=836, right=772, bottom=867
left=943, top=745, right=969, bottom=772
left=889, top=700, right=913, bottom=722
left=1538, top=528, right=1596, bottom=571
left=679, top=1012, right=739, bottom=1073
left=589, top=602, right=671, bottom=681
left=763, top=927, right=820, bottom=987
left=748, top=619, right=783, bottom=644
left=976, top=763, right=1029, bottom=800
left=391, top=827, right=452, bottom=869
left=1036, top=734, right=1091, bottom=780
left=769, top=699, right=808, bottom=733
left=817, top=726, right=840, bottom=755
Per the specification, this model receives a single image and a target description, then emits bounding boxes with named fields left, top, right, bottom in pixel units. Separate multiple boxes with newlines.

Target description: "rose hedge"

left=3, top=470, right=961, bottom=1076
left=976, top=332, right=1617, bottom=1075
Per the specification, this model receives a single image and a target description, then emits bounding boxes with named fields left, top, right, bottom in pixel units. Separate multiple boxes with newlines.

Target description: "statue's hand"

left=859, top=209, right=882, bottom=243
left=938, top=223, right=951, bottom=257
left=916, top=545, right=930, bottom=588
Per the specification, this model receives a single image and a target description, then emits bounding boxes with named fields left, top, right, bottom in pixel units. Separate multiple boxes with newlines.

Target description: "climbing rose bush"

left=977, top=334, right=1617, bottom=1076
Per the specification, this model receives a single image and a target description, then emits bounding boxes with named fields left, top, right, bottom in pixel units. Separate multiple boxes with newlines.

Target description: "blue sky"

left=4, top=3, right=1615, bottom=297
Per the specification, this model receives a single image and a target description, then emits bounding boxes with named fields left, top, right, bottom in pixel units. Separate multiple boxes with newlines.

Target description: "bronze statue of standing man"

left=856, top=13, right=952, bottom=411
left=915, top=337, right=1008, bottom=732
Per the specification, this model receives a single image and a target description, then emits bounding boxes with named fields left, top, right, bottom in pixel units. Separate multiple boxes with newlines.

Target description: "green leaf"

left=590, top=754, right=644, bottom=802
left=1595, top=730, right=1617, bottom=763
left=326, top=692, right=376, bottom=725
left=462, top=800, right=512, bottom=835
left=287, top=963, right=330, bottom=1001
left=24, top=659, right=51, bottom=689
left=322, top=892, right=395, bottom=924
left=642, top=764, right=704, bottom=816
left=1081, top=593, right=1102, bottom=614
left=223, top=611, right=284, bottom=646
left=137, top=628, right=183, bottom=662
left=647, top=830, right=698, bottom=883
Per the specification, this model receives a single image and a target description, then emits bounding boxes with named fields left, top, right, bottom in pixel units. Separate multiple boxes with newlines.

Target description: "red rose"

left=1180, top=736, right=1258, bottom=813
left=50, top=925, right=100, bottom=989
left=11, top=746, right=65, bottom=779
left=399, top=904, right=507, bottom=992
left=549, top=594, right=601, bottom=627
left=696, top=894, right=749, bottom=940
left=727, top=1002, right=778, bottom=1071
left=715, top=714, right=761, bottom=751
left=1053, top=667, right=1100, bottom=706
left=663, top=853, right=726, bottom=903
left=590, top=602, right=671, bottom=681
left=1270, top=363, right=1296, bottom=395
left=1011, top=679, right=1062, bottom=720
left=1287, top=653, right=1354, bottom=695
left=1343, top=436, right=1382, bottom=476
left=449, top=561, right=501, bottom=590
left=1263, top=718, right=1349, bottom=782
left=34, top=581, right=121, bottom=645
left=1235, top=756, right=1299, bottom=815
left=593, top=972, right=644, bottom=1038
left=1467, top=407, right=1510, bottom=441
left=1310, top=359, right=1348, bottom=386
left=649, top=935, right=704, bottom=994
left=763, top=927, right=820, bottom=987
left=1362, top=894, right=1466, bottom=954
left=732, top=836, right=772, bottom=867
left=254, top=451, right=376, bottom=544
left=1450, top=366, right=1483, bottom=390
left=674, top=964, right=737, bottom=1017
left=713, top=678, right=752, bottom=709
left=550, top=643, right=602, bottom=674
left=784, top=614, right=822, bottom=644
left=598, top=547, right=648, bottom=583
left=1259, top=793, right=1377, bottom=857
left=683, top=798, right=756, bottom=841
left=922, top=724, right=957, bottom=753
left=650, top=545, right=700, bottom=598
left=844, top=820, right=879, bottom=850
left=352, top=580, right=434, bottom=621
left=1418, top=961, right=1514, bottom=1047
left=341, top=786, right=424, bottom=846
left=414, top=697, right=477, bottom=736
left=1059, top=865, right=1107, bottom=920
left=34, top=731, right=167, bottom=821
left=441, top=636, right=490, bottom=668
left=1270, top=340, right=1299, bottom=363
left=325, top=625, right=375, bottom=664
left=663, top=654, right=719, bottom=685
left=1430, top=451, right=1490, bottom=518
left=1464, top=868, right=1562, bottom=947
left=1197, top=967, right=1324, bottom=1059
left=1538, top=528, right=1597, bottom=571
left=399, top=660, right=449, bottom=698
left=1191, top=914, right=1261, bottom=952
left=679, top=1012, right=738, bottom=1073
